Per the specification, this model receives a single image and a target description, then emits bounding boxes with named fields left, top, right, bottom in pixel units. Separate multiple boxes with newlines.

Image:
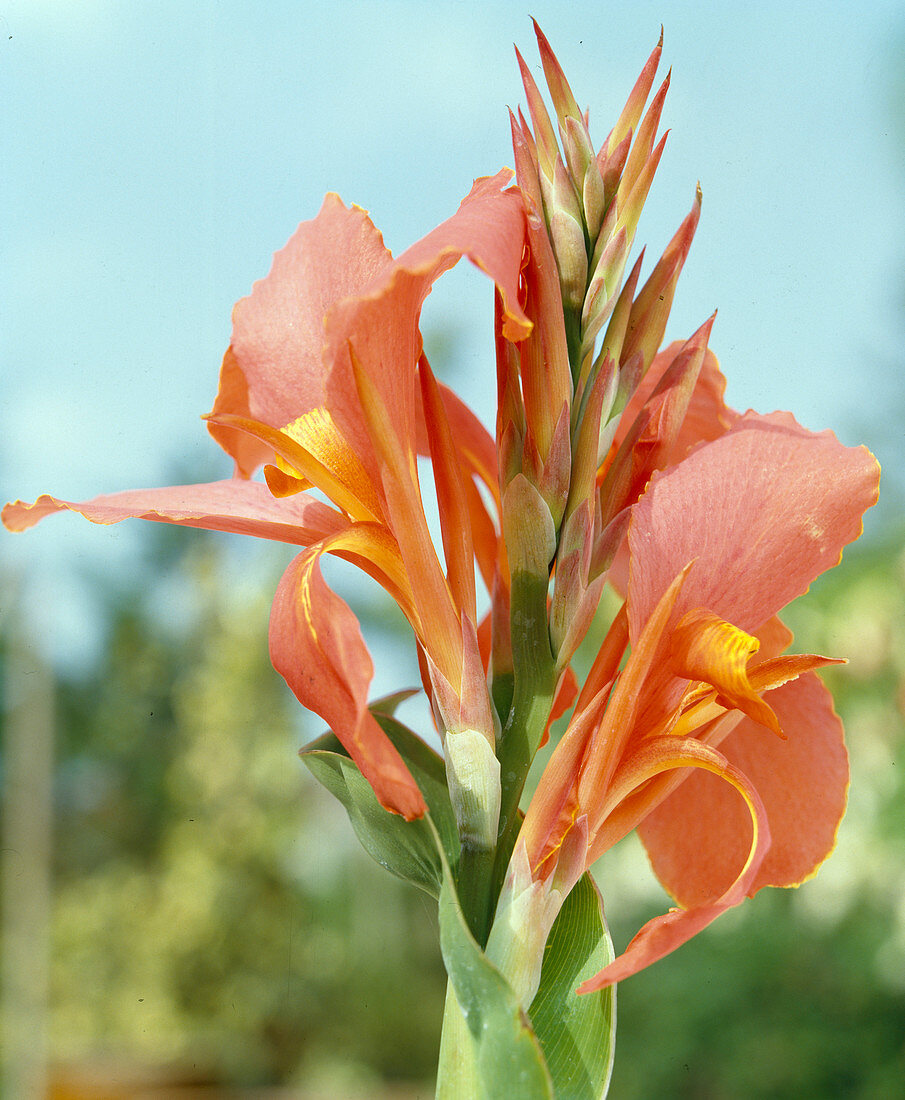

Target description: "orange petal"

left=208, top=196, right=394, bottom=478
left=521, top=678, right=611, bottom=877
left=206, top=410, right=383, bottom=523
left=347, top=342, right=462, bottom=691
left=638, top=671, right=848, bottom=907
left=628, top=413, right=881, bottom=639
left=536, top=664, right=579, bottom=750
left=418, top=356, right=477, bottom=624
left=270, top=547, right=425, bottom=821
left=577, top=565, right=691, bottom=821
left=419, top=376, right=500, bottom=513
left=669, top=608, right=783, bottom=738
left=2, top=479, right=345, bottom=544
left=577, top=735, right=770, bottom=992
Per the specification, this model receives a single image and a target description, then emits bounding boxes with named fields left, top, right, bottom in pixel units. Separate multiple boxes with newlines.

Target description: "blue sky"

left=3, top=0, right=903, bottom=665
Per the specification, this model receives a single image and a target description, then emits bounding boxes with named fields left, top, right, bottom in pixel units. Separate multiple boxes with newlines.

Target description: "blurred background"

left=2, top=1, right=903, bottom=1096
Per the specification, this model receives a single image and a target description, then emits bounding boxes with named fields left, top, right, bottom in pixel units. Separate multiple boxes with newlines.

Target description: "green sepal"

left=433, top=819, right=553, bottom=1100
left=529, top=871, right=617, bottom=1099
left=299, top=713, right=458, bottom=898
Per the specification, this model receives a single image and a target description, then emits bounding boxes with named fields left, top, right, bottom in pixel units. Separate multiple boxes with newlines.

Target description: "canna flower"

left=492, top=409, right=879, bottom=999
left=3, top=172, right=532, bottom=826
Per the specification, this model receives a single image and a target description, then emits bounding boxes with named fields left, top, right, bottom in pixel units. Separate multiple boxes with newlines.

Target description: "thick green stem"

left=492, top=569, right=557, bottom=905
left=456, top=841, right=496, bottom=947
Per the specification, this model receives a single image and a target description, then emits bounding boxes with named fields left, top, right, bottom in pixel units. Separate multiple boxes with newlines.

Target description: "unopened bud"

left=549, top=157, right=588, bottom=312
left=502, top=474, right=557, bottom=578
left=445, top=728, right=501, bottom=851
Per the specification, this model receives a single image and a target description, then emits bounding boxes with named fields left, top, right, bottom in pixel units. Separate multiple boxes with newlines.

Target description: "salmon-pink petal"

left=394, top=172, right=529, bottom=342
left=325, top=172, right=529, bottom=463
left=755, top=614, right=795, bottom=659
left=419, top=357, right=477, bottom=624
left=638, top=671, right=847, bottom=907
left=209, top=196, right=394, bottom=476
left=522, top=680, right=611, bottom=876
left=595, top=341, right=731, bottom=597
left=270, top=547, right=425, bottom=820
left=418, top=376, right=500, bottom=511
left=2, top=479, right=345, bottom=545
left=347, top=342, right=463, bottom=691
left=577, top=735, right=770, bottom=992
left=628, top=413, right=880, bottom=639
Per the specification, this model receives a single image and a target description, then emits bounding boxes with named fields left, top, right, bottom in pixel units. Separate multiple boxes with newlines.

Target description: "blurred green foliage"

left=3, top=529, right=446, bottom=1094
left=2, top=520, right=904, bottom=1096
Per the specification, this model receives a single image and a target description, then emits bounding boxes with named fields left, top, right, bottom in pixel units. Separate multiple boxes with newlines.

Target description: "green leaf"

left=434, top=820, right=553, bottom=1100
left=529, top=871, right=617, bottom=1099
left=299, top=715, right=458, bottom=897
left=369, top=687, right=421, bottom=717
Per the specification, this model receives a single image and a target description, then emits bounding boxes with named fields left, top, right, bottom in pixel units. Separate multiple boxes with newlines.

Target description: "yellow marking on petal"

left=205, top=412, right=381, bottom=524
left=263, top=464, right=310, bottom=498
left=281, top=406, right=384, bottom=521
left=667, top=691, right=727, bottom=740
left=669, top=609, right=784, bottom=739
left=348, top=339, right=464, bottom=690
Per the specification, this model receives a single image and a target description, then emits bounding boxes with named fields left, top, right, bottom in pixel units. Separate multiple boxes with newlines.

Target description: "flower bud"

left=444, top=728, right=501, bottom=852
left=549, top=157, right=588, bottom=312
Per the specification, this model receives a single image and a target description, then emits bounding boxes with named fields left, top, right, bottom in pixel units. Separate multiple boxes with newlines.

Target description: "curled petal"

left=577, top=736, right=770, bottom=992
left=271, top=547, right=425, bottom=821
left=639, top=672, right=848, bottom=907
left=206, top=410, right=383, bottom=523
left=669, top=608, right=783, bottom=738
